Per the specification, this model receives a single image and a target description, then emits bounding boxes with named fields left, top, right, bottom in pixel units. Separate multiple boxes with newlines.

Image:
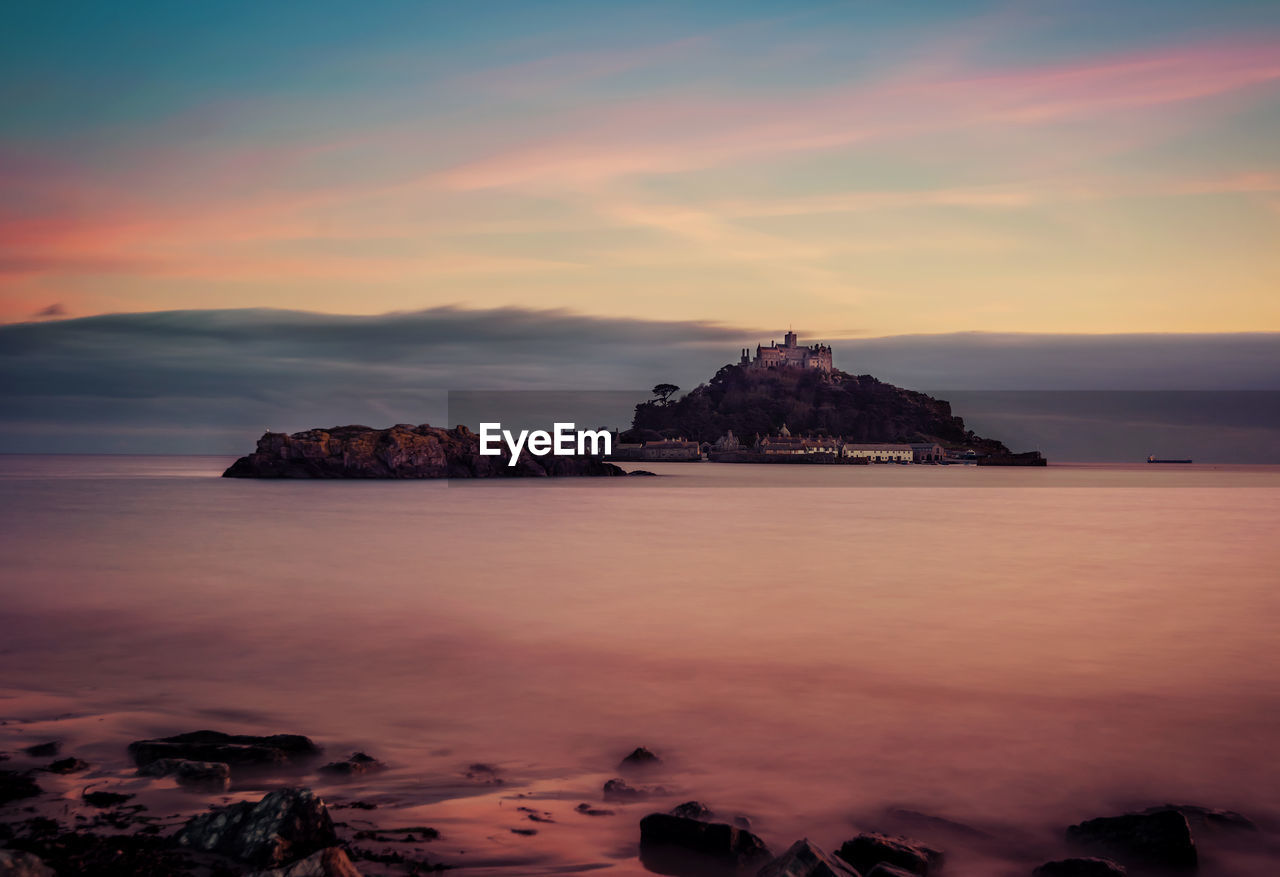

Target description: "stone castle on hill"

left=741, top=330, right=832, bottom=372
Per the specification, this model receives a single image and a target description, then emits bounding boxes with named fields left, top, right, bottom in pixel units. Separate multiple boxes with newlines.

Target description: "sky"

left=3, top=0, right=1279, bottom=335
left=3, top=2, right=1280, bottom=457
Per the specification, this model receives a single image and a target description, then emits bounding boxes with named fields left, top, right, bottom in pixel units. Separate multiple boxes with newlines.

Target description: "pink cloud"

left=433, top=38, right=1280, bottom=191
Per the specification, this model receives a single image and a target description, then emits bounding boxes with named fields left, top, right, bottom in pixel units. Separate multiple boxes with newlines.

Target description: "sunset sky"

left=3, top=0, right=1279, bottom=335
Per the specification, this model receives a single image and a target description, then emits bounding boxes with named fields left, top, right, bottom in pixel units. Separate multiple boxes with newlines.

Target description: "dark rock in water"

left=245, top=846, right=363, bottom=877
left=576, top=803, right=615, bottom=816
left=638, top=812, right=771, bottom=876
left=619, top=746, right=661, bottom=770
left=0, top=849, right=55, bottom=877
left=670, top=801, right=715, bottom=821
left=629, top=469, right=658, bottom=476
left=21, top=743, right=59, bottom=759
left=137, top=758, right=232, bottom=792
left=43, top=758, right=88, bottom=775
left=318, top=752, right=386, bottom=778
left=757, top=838, right=860, bottom=877
left=129, top=730, right=320, bottom=772
left=510, top=827, right=537, bottom=836
left=1033, top=858, right=1127, bottom=876
left=836, top=833, right=943, bottom=876
left=175, top=787, right=338, bottom=868
left=1067, top=809, right=1196, bottom=871
left=83, top=789, right=133, bottom=807
left=222, top=423, right=626, bottom=479
left=1141, top=804, right=1256, bottom=833
left=604, top=777, right=666, bottom=801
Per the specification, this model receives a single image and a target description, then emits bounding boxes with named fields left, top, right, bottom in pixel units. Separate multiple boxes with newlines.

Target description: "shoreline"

left=3, top=701, right=1277, bottom=876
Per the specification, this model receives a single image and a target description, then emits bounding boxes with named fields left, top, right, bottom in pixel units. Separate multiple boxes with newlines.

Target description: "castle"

left=740, top=330, right=832, bottom=372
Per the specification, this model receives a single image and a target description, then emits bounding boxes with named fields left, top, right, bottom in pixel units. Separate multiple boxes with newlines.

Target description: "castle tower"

left=783, top=330, right=798, bottom=348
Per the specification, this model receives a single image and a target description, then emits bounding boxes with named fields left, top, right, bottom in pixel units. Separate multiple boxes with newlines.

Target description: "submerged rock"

left=0, top=849, right=56, bottom=877
left=129, top=730, right=320, bottom=772
left=638, top=812, right=771, bottom=876
left=1033, top=858, right=1127, bottom=876
left=318, top=752, right=386, bottom=778
left=619, top=746, right=662, bottom=770
left=670, top=801, right=715, bottom=821
left=604, top=777, right=666, bottom=801
left=245, top=846, right=362, bottom=877
left=82, top=790, right=133, bottom=807
left=1141, top=804, right=1256, bottom=834
left=138, top=758, right=232, bottom=792
left=175, top=787, right=337, bottom=868
left=757, top=839, right=860, bottom=877
left=44, top=758, right=88, bottom=775
left=222, top=424, right=625, bottom=479
left=1066, top=809, right=1196, bottom=871
left=836, top=833, right=942, bottom=876
left=20, top=744, right=59, bottom=759
left=0, top=772, right=42, bottom=805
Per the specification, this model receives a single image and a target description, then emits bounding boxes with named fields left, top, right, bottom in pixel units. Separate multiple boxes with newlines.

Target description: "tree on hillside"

left=651, top=383, right=680, bottom=405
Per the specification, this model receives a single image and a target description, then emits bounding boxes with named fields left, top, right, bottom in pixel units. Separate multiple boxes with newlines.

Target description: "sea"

left=2, top=455, right=1279, bottom=875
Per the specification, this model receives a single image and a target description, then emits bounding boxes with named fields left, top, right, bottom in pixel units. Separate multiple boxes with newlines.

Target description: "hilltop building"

left=741, top=330, right=832, bottom=372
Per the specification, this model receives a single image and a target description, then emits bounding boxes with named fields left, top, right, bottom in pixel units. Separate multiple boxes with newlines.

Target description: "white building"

left=841, top=443, right=914, bottom=463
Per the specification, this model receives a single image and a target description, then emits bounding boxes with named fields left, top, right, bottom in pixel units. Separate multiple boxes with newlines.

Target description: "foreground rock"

left=757, top=839, right=859, bottom=877
left=245, top=847, right=362, bottom=877
left=836, top=833, right=942, bottom=876
left=318, top=752, right=386, bottom=778
left=1066, top=809, right=1196, bottom=871
left=1033, top=859, right=1127, bottom=876
left=604, top=777, right=667, bottom=802
left=0, top=772, right=42, bottom=806
left=223, top=424, right=625, bottom=479
left=639, top=812, right=771, bottom=876
left=138, top=758, right=232, bottom=792
left=619, top=746, right=662, bottom=770
left=1141, top=804, right=1256, bottom=834
left=175, top=787, right=337, bottom=868
left=670, top=801, right=714, bottom=821
left=0, top=850, right=55, bottom=877
left=129, top=730, right=320, bottom=772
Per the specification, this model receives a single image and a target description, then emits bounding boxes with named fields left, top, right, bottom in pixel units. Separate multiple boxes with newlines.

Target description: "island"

left=222, top=423, right=625, bottom=478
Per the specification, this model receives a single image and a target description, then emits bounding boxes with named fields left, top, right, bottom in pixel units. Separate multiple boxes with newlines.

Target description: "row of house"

left=611, top=429, right=946, bottom=463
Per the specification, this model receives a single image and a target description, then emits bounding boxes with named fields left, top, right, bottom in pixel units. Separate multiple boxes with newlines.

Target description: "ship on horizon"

left=1148, top=454, right=1193, bottom=464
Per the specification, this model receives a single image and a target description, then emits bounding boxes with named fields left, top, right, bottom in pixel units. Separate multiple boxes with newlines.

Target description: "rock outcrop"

left=757, top=839, right=860, bottom=877
left=836, top=833, right=942, bottom=876
left=175, top=787, right=337, bottom=868
left=129, top=731, right=320, bottom=772
left=638, top=812, right=771, bottom=875
left=1066, top=809, right=1196, bottom=871
left=223, top=424, right=625, bottom=479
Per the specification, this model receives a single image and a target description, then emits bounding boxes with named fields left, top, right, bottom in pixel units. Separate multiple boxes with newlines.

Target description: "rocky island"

left=223, top=423, right=625, bottom=479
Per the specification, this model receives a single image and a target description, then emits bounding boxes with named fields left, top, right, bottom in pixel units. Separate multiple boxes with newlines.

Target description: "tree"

left=651, top=383, right=680, bottom=405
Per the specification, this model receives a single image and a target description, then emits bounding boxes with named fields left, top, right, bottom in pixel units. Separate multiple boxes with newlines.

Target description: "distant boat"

left=1148, top=455, right=1193, bottom=464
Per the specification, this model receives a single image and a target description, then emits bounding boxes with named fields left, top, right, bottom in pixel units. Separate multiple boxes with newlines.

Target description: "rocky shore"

left=2, top=733, right=1273, bottom=877
left=222, top=424, right=626, bottom=479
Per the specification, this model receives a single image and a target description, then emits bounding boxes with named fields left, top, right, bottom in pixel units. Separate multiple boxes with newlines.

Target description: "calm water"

left=2, top=455, right=1279, bottom=874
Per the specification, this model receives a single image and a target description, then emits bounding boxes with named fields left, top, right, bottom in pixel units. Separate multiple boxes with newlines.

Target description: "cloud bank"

left=1, top=307, right=1277, bottom=458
